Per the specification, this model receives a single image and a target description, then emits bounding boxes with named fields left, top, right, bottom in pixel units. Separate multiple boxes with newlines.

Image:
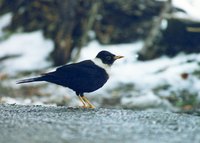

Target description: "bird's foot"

left=82, top=96, right=95, bottom=109
left=77, top=96, right=95, bottom=109
left=88, top=104, right=95, bottom=109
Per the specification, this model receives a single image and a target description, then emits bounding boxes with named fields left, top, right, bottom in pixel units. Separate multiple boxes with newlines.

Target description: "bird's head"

left=95, top=50, right=124, bottom=66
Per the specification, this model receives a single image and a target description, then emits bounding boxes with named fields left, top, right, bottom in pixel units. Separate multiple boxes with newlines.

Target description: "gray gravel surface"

left=0, top=104, right=200, bottom=143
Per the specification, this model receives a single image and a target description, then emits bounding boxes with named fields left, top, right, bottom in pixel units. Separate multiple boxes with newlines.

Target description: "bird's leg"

left=78, top=96, right=87, bottom=108
left=82, top=96, right=95, bottom=109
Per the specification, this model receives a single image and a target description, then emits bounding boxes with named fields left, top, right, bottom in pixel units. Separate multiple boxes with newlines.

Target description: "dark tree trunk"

left=51, top=0, right=79, bottom=65
left=138, top=0, right=172, bottom=60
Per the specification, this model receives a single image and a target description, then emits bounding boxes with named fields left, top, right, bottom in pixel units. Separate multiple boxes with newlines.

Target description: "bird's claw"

left=88, top=105, right=95, bottom=109
left=79, top=105, right=95, bottom=109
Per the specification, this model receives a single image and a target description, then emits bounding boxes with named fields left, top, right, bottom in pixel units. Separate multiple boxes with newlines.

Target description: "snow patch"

left=172, top=0, right=200, bottom=21
left=121, top=91, right=165, bottom=109
left=0, top=31, right=54, bottom=75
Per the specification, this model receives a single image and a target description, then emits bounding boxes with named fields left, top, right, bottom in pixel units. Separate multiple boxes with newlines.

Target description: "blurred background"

left=0, top=0, right=200, bottom=114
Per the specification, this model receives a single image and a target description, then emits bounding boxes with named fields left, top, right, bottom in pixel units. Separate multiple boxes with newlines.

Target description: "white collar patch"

left=92, top=58, right=111, bottom=74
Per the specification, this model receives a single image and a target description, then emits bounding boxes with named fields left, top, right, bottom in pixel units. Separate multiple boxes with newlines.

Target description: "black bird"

left=17, top=50, right=124, bottom=108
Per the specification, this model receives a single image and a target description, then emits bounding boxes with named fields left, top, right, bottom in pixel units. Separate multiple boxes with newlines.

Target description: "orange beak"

left=114, top=55, right=124, bottom=60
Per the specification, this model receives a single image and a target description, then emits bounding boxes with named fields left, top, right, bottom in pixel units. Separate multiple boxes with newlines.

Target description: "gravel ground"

left=0, top=104, right=200, bottom=143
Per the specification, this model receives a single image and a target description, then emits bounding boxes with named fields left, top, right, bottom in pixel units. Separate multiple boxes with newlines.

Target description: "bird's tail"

left=16, top=77, right=43, bottom=84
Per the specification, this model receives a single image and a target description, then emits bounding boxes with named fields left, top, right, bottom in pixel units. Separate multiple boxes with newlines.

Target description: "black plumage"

left=17, top=50, right=123, bottom=108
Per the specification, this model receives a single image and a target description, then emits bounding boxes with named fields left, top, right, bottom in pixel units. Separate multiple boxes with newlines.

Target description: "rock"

left=0, top=104, right=200, bottom=143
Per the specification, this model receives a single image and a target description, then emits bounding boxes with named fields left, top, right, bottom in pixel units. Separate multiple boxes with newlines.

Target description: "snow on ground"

left=172, top=0, right=200, bottom=21
left=157, top=0, right=200, bottom=22
left=0, top=13, right=53, bottom=76
left=0, top=31, right=54, bottom=75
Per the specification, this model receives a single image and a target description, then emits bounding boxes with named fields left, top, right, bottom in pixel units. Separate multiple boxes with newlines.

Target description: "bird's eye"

left=106, top=56, right=111, bottom=60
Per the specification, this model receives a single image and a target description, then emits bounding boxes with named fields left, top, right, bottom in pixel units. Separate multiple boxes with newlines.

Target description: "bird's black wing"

left=43, top=60, right=109, bottom=93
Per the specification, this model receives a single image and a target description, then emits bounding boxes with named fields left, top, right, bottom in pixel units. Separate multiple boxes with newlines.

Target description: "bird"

left=17, top=50, right=124, bottom=108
